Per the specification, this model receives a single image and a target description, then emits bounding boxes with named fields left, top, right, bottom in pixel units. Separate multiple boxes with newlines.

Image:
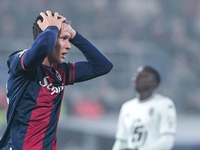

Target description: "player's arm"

left=69, top=31, right=113, bottom=82
left=113, top=140, right=138, bottom=150
left=113, top=139, right=138, bottom=150
left=22, top=26, right=58, bottom=70
left=113, top=139, right=128, bottom=150
left=22, top=11, right=66, bottom=70
left=139, top=134, right=175, bottom=150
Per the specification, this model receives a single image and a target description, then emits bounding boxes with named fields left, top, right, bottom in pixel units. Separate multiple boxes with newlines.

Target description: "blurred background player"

left=112, top=66, right=176, bottom=150
left=0, top=10, right=112, bottom=150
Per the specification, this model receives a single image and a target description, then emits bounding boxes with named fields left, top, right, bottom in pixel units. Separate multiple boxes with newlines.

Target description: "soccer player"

left=0, top=10, right=113, bottom=150
left=112, top=66, right=176, bottom=150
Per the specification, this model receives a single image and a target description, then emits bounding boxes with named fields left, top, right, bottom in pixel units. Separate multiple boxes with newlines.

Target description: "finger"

left=61, top=16, right=66, bottom=21
left=60, top=17, right=66, bottom=23
left=40, top=12, right=47, bottom=20
left=59, top=15, right=66, bottom=22
left=46, top=10, right=52, bottom=16
left=37, top=20, right=45, bottom=31
left=37, top=20, right=42, bottom=26
left=54, top=12, right=59, bottom=18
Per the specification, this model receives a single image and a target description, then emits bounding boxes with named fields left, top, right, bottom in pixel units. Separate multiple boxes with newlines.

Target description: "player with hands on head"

left=112, top=66, right=176, bottom=150
left=37, top=11, right=66, bottom=31
left=0, top=10, right=113, bottom=150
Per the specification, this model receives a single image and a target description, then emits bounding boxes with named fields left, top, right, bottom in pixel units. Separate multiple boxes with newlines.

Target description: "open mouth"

left=62, top=52, right=67, bottom=58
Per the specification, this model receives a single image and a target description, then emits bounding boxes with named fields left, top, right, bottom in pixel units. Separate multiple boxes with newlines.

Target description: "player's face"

left=133, top=67, right=157, bottom=93
left=48, top=23, right=71, bottom=64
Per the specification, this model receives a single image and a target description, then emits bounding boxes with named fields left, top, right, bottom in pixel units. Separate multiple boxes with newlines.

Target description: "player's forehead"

left=60, top=23, right=70, bottom=32
left=61, top=22, right=69, bottom=29
left=134, top=67, right=153, bottom=77
left=136, top=67, right=148, bottom=74
left=59, top=23, right=70, bottom=36
left=136, top=66, right=145, bottom=72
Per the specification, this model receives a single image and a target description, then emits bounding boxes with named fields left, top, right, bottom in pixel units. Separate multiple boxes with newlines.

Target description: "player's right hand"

left=37, top=10, right=66, bottom=31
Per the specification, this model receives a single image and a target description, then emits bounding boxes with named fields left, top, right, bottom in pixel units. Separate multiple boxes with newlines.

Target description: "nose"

left=65, top=40, right=71, bottom=50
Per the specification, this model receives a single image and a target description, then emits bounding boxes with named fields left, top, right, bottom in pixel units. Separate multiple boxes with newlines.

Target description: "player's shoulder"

left=7, top=49, right=27, bottom=70
left=154, top=93, right=173, bottom=102
left=10, top=49, right=27, bottom=57
left=8, top=49, right=25, bottom=61
left=122, top=98, right=137, bottom=109
left=119, top=99, right=136, bottom=115
left=154, top=93, right=175, bottom=108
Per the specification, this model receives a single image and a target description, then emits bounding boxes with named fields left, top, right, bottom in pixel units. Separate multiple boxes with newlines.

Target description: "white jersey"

left=114, top=94, right=177, bottom=150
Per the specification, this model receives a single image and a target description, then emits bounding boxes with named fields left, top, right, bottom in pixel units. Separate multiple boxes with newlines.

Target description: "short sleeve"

left=159, top=99, right=177, bottom=135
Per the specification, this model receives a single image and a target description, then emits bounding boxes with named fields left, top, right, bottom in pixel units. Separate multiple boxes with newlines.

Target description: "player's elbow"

left=158, top=134, right=176, bottom=150
left=104, top=60, right=113, bottom=73
left=98, top=60, right=113, bottom=75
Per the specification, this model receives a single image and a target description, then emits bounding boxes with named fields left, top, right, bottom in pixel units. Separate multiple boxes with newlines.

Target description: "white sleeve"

left=140, top=134, right=175, bottom=150
left=112, top=105, right=128, bottom=150
left=159, top=99, right=177, bottom=135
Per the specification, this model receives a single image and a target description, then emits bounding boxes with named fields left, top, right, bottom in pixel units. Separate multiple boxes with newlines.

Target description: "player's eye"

left=62, top=37, right=67, bottom=40
left=61, top=36, right=69, bottom=40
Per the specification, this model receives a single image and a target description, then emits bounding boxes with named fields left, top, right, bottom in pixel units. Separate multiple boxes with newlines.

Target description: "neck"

left=138, top=91, right=154, bottom=101
left=43, top=57, right=52, bottom=67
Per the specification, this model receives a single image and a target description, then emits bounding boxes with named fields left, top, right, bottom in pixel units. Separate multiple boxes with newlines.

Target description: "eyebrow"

left=60, top=35, right=70, bottom=39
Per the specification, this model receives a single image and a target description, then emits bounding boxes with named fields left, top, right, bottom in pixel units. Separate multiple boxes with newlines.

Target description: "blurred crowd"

left=0, top=0, right=200, bottom=123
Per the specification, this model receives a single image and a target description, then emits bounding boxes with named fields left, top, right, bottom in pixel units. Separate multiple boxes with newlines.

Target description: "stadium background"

left=0, top=0, right=200, bottom=149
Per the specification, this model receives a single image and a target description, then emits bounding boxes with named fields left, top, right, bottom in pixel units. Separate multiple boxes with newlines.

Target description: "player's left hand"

left=68, top=25, right=76, bottom=39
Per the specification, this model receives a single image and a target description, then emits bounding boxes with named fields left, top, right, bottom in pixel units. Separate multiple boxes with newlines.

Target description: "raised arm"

left=70, top=31, right=113, bottom=82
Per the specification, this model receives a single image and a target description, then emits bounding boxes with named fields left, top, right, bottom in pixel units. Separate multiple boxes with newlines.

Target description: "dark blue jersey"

left=0, top=26, right=113, bottom=150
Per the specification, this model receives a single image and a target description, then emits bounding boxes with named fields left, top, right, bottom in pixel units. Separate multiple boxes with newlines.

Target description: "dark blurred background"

left=0, top=0, right=200, bottom=149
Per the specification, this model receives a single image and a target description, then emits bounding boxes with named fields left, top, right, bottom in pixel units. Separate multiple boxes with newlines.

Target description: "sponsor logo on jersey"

left=39, top=76, right=64, bottom=95
left=55, top=70, right=62, bottom=81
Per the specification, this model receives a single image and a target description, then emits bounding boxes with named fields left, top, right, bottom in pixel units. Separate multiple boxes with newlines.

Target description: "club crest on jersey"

left=55, top=70, right=62, bottom=81
left=149, top=108, right=154, bottom=116
left=39, top=76, right=64, bottom=95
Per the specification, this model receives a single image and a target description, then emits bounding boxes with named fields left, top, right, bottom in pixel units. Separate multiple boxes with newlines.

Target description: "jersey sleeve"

left=140, top=135, right=175, bottom=150
left=159, top=99, right=177, bottom=135
left=69, top=32, right=113, bottom=82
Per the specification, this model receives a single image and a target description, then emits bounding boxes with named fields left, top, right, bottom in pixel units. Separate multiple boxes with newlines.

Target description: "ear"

left=153, top=81, right=159, bottom=89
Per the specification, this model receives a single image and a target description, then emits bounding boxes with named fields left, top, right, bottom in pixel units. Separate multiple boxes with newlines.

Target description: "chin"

left=54, top=60, right=63, bottom=64
left=135, top=87, right=140, bottom=92
left=57, top=58, right=64, bottom=63
left=60, top=60, right=64, bottom=63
